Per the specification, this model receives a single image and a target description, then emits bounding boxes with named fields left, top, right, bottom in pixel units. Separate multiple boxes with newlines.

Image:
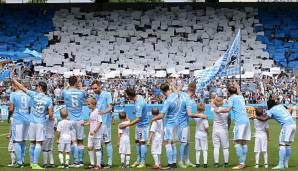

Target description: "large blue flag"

left=196, top=29, right=241, bottom=93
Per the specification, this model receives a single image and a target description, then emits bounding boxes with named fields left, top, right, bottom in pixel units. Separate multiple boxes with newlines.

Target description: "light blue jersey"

left=177, top=92, right=193, bottom=128
left=9, top=90, right=31, bottom=124
left=95, top=91, right=113, bottom=127
left=228, top=95, right=249, bottom=125
left=27, top=90, right=53, bottom=124
left=267, top=104, right=295, bottom=126
left=161, top=92, right=180, bottom=127
left=135, top=95, right=149, bottom=128
left=62, top=89, right=86, bottom=121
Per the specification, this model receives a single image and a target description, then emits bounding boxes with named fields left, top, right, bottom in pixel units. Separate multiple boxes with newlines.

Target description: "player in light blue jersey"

left=255, top=98, right=296, bottom=170
left=12, top=78, right=53, bottom=170
left=119, top=88, right=149, bottom=168
left=8, top=80, right=31, bottom=168
left=176, top=83, right=208, bottom=168
left=151, top=83, right=180, bottom=169
left=91, top=80, right=113, bottom=168
left=62, top=76, right=86, bottom=167
left=215, top=84, right=250, bottom=169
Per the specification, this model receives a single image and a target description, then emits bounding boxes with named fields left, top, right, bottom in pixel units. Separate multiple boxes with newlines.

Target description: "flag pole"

left=239, top=29, right=242, bottom=90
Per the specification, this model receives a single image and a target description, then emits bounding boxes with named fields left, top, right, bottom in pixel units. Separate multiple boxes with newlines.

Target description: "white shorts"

left=279, top=124, right=296, bottom=145
left=12, top=123, right=29, bottom=142
left=212, top=128, right=229, bottom=149
left=58, top=143, right=71, bottom=153
left=151, top=141, right=162, bottom=155
left=28, top=123, right=45, bottom=142
left=8, top=139, right=14, bottom=152
left=178, top=127, right=190, bottom=143
left=164, top=126, right=177, bottom=141
left=233, top=123, right=251, bottom=141
left=195, top=138, right=208, bottom=151
left=254, top=134, right=268, bottom=152
left=119, top=138, right=131, bottom=155
left=71, top=120, right=85, bottom=141
left=87, top=136, right=102, bottom=150
left=135, top=127, right=149, bottom=142
left=102, top=124, right=112, bottom=143
left=42, top=138, right=54, bottom=151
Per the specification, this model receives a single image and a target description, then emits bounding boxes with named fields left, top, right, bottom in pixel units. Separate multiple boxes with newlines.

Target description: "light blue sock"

left=184, top=143, right=189, bottom=162
left=235, top=144, right=243, bottom=164
left=21, top=142, right=26, bottom=164
left=136, top=144, right=141, bottom=163
left=242, top=144, right=248, bottom=164
left=279, top=146, right=286, bottom=167
left=285, top=146, right=291, bottom=166
left=72, top=144, right=79, bottom=163
left=78, top=145, right=84, bottom=163
left=172, top=144, right=177, bottom=164
left=106, top=143, right=113, bottom=165
left=179, top=143, right=187, bottom=162
left=166, top=144, right=173, bottom=164
left=14, top=142, right=23, bottom=165
left=140, top=144, right=147, bottom=164
left=33, top=144, right=41, bottom=164
left=30, top=143, right=35, bottom=164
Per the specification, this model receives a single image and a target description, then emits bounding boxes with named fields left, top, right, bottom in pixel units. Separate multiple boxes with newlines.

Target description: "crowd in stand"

left=0, top=73, right=296, bottom=106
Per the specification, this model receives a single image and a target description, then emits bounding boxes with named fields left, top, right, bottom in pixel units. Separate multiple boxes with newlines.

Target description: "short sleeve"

left=106, top=92, right=112, bottom=104
left=227, top=97, right=233, bottom=108
left=27, top=90, right=36, bottom=98
left=9, top=93, right=14, bottom=104
left=48, top=98, right=53, bottom=108
left=161, top=100, right=169, bottom=114
left=266, top=109, right=273, bottom=117
left=135, top=102, right=142, bottom=118
left=185, top=96, right=193, bottom=111
left=150, top=121, right=157, bottom=132
left=98, top=114, right=102, bottom=123
left=57, top=123, right=61, bottom=132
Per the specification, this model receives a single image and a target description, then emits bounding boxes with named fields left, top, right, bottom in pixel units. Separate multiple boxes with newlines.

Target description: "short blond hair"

left=197, top=103, right=205, bottom=113
left=87, top=97, right=97, bottom=106
left=60, top=108, right=68, bottom=119
left=215, top=97, right=223, bottom=107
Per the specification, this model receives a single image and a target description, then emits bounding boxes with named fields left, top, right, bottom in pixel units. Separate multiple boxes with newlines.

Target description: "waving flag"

left=196, top=29, right=241, bottom=93
left=0, top=48, right=42, bottom=62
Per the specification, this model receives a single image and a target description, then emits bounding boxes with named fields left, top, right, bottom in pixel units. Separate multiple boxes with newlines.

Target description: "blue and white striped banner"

left=196, top=29, right=241, bottom=93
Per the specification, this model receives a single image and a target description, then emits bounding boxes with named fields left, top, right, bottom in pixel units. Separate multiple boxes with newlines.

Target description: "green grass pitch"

left=0, top=120, right=297, bottom=171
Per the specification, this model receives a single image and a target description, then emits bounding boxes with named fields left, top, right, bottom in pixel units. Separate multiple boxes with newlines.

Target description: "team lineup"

left=7, top=75, right=297, bottom=170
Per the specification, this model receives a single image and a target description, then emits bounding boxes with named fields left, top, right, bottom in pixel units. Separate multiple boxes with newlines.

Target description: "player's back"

left=10, top=90, right=31, bottom=123
left=162, top=92, right=180, bottom=127
left=62, top=89, right=86, bottom=120
left=228, top=95, right=249, bottom=125
left=177, top=92, right=193, bottom=128
left=28, top=90, right=52, bottom=124
left=135, top=95, right=148, bottom=128
left=267, top=104, right=295, bottom=126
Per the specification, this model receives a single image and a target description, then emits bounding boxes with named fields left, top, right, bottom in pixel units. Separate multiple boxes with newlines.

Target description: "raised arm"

left=255, top=115, right=270, bottom=121
left=11, top=78, right=28, bottom=93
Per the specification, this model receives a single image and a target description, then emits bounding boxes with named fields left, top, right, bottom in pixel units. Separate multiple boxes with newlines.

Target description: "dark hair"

left=38, top=81, right=47, bottom=92
left=267, top=99, right=277, bottom=110
left=228, top=86, right=237, bottom=95
left=119, top=111, right=127, bottom=120
left=255, top=108, right=263, bottom=116
left=151, top=108, right=159, bottom=116
left=188, top=82, right=196, bottom=93
left=91, top=80, right=100, bottom=86
left=125, top=88, right=136, bottom=98
left=160, top=83, right=170, bottom=93
left=69, top=76, right=78, bottom=86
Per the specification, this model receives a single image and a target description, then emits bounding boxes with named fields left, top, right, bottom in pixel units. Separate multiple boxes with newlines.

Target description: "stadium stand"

left=37, top=6, right=273, bottom=77
left=256, top=9, right=298, bottom=70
